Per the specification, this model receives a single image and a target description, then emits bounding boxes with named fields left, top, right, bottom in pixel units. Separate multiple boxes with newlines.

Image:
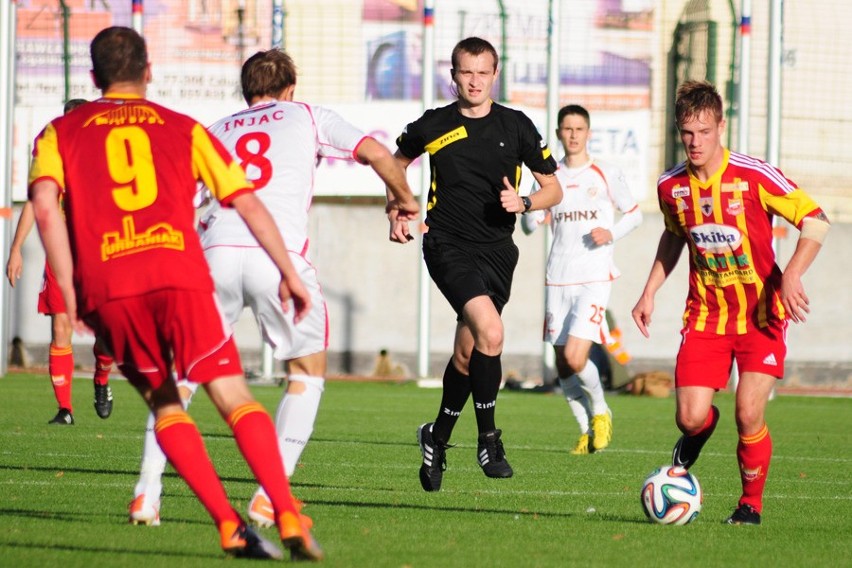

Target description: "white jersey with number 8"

left=198, top=100, right=367, bottom=256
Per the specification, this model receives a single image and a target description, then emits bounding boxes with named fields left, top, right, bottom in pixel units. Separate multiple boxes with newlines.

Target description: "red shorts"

left=86, top=290, right=243, bottom=391
left=37, top=263, right=66, bottom=315
left=675, top=320, right=788, bottom=389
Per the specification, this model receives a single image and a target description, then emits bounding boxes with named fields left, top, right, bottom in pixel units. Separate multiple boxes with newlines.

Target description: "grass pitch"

left=0, top=372, right=849, bottom=567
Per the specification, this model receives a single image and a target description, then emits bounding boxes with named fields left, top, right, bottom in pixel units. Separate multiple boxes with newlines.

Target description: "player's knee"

left=676, top=409, right=708, bottom=434
left=452, top=351, right=471, bottom=374
left=565, top=353, right=588, bottom=375
left=476, top=326, right=504, bottom=354
left=734, top=405, right=764, bottom=434
left=51, top=317, right=73, bottom=345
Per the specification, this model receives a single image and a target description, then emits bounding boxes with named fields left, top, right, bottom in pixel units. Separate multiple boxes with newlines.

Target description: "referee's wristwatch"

left=521, top=195, right=532, bottom=214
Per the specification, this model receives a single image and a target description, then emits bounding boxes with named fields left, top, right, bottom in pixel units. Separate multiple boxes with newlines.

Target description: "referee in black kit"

left=388, top=36, right=562, bottom=492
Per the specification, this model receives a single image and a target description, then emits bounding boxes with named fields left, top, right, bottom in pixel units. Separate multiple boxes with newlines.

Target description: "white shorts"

left=204, top=246, right=328, bottom=361
left=544, top=281, right=612, bottom=346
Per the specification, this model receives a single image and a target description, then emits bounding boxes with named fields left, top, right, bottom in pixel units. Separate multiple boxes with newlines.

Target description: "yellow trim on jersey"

left=757, top=184, right=821, bottom=321
left=29, top=123, right=65, bottom=189
left=424, top=126, right=468, bottom=155
left=710, top=179, right=729, bottom=334
left=759, top=186, right=821, bottom=225
left=542, top=147, right=552, bottom=160
left=731, top=181, right=751, bottom=334
left=190, top=124, right=249, bottom=202
left=687, top=179, right=710, bottom=332
left=427, top=165, right=438, bottom=211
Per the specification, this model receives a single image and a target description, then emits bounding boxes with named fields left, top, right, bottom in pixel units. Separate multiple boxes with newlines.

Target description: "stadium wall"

left=5, top=1, right=852, bottom=386
left=8, top=203, right=851, bottom=388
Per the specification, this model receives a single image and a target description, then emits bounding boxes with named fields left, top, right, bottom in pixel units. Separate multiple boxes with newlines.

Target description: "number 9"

left=107, top=126, right=158, bottom=211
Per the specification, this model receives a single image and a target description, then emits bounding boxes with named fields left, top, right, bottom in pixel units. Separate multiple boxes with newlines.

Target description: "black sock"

left=432, top=358, right=471, bottom=445
left=469, top=348, right=502, bottom=434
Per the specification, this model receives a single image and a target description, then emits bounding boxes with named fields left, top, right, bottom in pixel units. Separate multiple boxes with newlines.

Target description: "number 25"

left=589, top=304, right=605, bottom=325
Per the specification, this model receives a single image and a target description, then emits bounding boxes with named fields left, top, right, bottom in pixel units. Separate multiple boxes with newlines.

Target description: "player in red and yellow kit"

left=632, top=80, right=830, bottom=525
left=28, top=27, right=322, bottom=560
left=6, top=98, right=114, bottom=425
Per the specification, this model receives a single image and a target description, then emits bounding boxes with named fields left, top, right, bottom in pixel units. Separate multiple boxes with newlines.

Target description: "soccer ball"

left=640, top=465, right=702, bottom=525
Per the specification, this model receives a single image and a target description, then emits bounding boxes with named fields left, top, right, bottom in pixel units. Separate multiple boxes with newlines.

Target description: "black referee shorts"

left=422, top=232, right=519, bottom=317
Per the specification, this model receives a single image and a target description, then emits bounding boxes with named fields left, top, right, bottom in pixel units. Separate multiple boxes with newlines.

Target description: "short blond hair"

left=675, top=80, right=723, bottom=127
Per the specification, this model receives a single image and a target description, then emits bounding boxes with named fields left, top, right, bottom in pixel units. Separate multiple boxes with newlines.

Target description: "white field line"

left=0, top=477, right=849, bottom=502
left=2, top=443, right=851, bottom=464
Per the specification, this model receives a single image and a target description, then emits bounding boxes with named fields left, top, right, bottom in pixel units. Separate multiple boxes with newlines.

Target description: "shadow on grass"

left=0, top=539, right=224, bottom=560
left=0, top=462, right=260, bottom=487
left=0, top=504, right=211, bottom=527
left=288, top=488, right=646, bottom=524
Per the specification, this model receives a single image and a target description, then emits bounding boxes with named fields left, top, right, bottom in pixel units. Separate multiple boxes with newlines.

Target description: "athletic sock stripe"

left=740, top=424, right=769, bottom=445
left=227, top=402, right=266, bottom=428
left=49, top=345, right=74, bottom=356
left=155, top=411, right=195, bottom=433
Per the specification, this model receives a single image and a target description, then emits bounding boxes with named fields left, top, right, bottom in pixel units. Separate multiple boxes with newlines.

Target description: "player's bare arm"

left=780, top=215, right=829, bottom=323
left=386, top=150, right=418, bottom=243
left=29, top=180, right=84, bottom=332
left=230, top=192, right=312, bottom=322
left=6, top=201, right=36, bottom=286
left=632, top=230, right=686, bottom=337
left=359, top=138, right=420, bottom=218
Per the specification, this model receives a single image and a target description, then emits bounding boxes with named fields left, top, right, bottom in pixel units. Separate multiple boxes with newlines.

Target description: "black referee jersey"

left=396, top=102, right=557, bottom=245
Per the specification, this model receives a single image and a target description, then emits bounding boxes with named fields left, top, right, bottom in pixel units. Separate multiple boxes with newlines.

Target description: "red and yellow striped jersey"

left=28, top=94, right=252, bottom=315
left=657, top=149, right=823, bottom=335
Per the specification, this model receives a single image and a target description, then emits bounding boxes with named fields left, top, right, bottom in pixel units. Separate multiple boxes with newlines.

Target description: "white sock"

left=274, top=374, right=324, bottom=478
left=558, top=375, right=591, bottom=434
left=134, top=411, right=165, bottom=500
left=576, top=360, right=609, bottom=416
left=134, top=379, right=198, bottom=500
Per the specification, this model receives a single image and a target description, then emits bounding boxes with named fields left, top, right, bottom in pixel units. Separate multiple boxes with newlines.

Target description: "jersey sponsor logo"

left=586, top=185, right=598, bottom=198
left=552, top=210, right=599, bottom=223
left=425, top=126, right=468, bottom=154
left=221, top=109, right=285, bottom=132
left=726, top=199, right=744, bottom=216
left=722, top=181, right=750, bottom=192
left=697, top=263, right=757, bottom=286
left=693, top=225, right=755, bottom=286
left=700, top=197, right=714, bottom=217
left=698, top=254, right=750, bottom=270
left=672, top=185, right=690, bottom=198
left=101, top=215, right=185, bottom=261
left=84, top=105, right=165, bottom=127
left=689, top=223, right=743, bottom=253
